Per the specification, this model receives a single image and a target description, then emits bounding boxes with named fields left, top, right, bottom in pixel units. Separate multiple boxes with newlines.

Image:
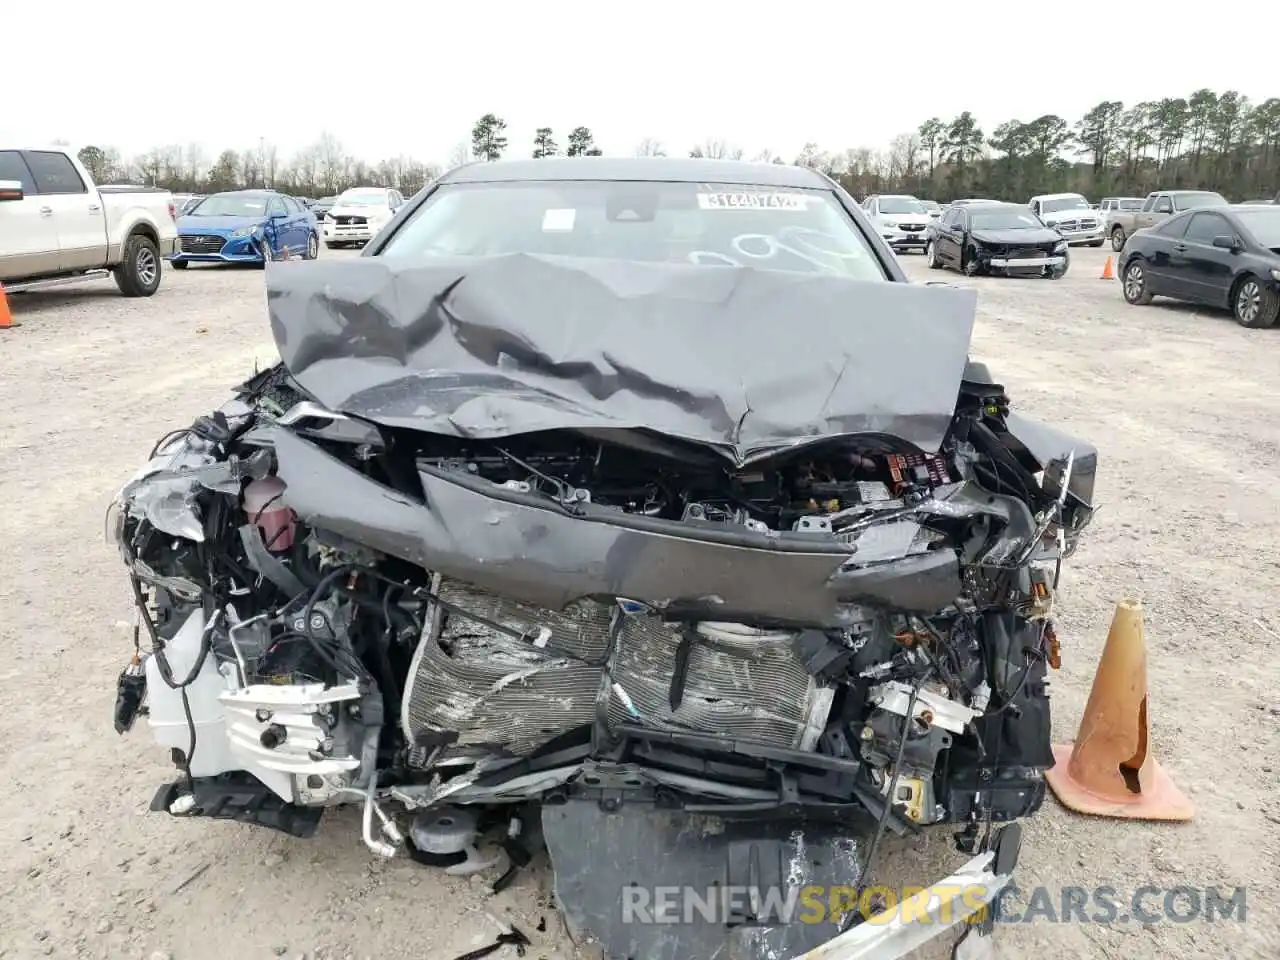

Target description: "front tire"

left=1122, top=258, right=1153, bottom=305
left=171, top=259, right=189, bottom=270
left=1232, top=275, right=1280, bottom=328
left=1087, top=240, right=1105, bottom=248
left=962, top=246, right=982, bottom=277
left=113, top=233, right=162, bottom=297
left=926, top=241, right=942, bottom=269
left=1110, top=226, right=1126, bottom=252
left=325, top=241, right=341, bottom=250
left=305, top=232, right=319, bottom=260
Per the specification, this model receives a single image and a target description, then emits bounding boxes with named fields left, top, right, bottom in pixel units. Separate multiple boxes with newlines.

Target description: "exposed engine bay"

left=109, top=254, right=1097, bottom=959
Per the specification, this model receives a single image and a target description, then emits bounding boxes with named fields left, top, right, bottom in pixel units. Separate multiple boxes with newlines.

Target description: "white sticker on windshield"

left=697, top=192, right=809, bottom=211
left=542, top=208, right=576, bottom=232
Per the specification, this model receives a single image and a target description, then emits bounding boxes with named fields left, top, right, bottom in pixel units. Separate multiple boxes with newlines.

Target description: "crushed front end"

left=109, top=256, right=1096, bottom=959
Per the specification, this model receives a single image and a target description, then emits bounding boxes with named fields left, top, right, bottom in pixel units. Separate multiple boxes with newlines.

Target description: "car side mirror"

left=0, top=179, right=24, bottom=202
left=1211, top=235, right=1240, bottom=251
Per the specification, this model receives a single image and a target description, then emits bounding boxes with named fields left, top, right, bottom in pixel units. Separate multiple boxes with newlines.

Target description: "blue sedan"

left=170, top=190, right=319, bottom=268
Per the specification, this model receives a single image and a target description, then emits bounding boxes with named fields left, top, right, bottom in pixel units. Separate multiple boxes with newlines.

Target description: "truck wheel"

left=1087, top=240, right=1105, bottom=248
left=114, top=233, right=162, bottom=297
left=1110, top=227, right=1126, bottom=252
left=171, top=260, right=189, bottom=270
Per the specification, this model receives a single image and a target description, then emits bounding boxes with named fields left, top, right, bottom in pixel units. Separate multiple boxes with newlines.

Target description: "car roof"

left=438, top=156, right=832, bottom=188
left=1031, top=192, right=1086, bottom=201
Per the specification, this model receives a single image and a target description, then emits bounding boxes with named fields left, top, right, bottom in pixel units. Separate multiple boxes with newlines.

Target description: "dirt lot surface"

left=2, top=246, right=1277, bottom=960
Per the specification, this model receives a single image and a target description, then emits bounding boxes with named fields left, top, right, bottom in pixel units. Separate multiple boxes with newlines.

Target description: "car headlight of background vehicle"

left=1054, top=241, right=1069, bottom=253
left=231, top=224, right=263, bottom=238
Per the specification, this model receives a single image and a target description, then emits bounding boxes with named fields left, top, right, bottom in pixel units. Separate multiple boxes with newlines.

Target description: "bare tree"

left=634, top=137, right=666, bottom=157
left=183, top=143, right=206, bottom=189
left=290, top=146, right=321, bottom=195
left=793, top=142, right=831, bottom=171
left=689, top=138, right=744, bottom=160
left=887, top=133, right=921, bottom=181
left=316, top=132, right=347, bottom=194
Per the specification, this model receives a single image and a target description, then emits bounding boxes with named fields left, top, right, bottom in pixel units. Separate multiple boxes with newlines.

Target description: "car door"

left=936, top=208, right=965, bottom=266
left=22, top=150, right=105, bottom=271
left=262, top=196, right=288, bottom=255
left=283, top=196, right=309, bottom=252
left=1172, top=211, right=1236, bottom=307
left=1141, top=214, right=1190, bottom=296
left=1136, top=194, right=1172, bottom=231
left=862, top=197, right=879, bottom=231
left=0, top=150, right=61, bottom=279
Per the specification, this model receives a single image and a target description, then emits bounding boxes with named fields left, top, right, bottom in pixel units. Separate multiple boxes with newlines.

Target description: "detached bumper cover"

left=989, top=255, right=1066, bottom=269
left=791, top=850, right=1011, bottom=960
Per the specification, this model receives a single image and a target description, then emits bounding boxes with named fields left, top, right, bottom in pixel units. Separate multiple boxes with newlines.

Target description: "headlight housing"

left=231, top=224, right=261, bottom=238
left=1054, top=241, right=1068, bottom=253
left=1270, top=268, right=1280, bottom=283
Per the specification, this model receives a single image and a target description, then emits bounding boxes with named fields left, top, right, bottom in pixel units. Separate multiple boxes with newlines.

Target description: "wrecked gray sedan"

left=110, top=159, right=1096, bottom=960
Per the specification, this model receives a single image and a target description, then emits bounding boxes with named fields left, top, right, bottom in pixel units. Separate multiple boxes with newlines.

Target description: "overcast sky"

left=5, top=3, right=1271, bottom=168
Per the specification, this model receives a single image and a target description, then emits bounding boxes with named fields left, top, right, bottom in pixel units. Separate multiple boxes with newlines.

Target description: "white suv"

left=322, top=187, right=404, bottom=248
left=861, top=195, right=932, bottom=253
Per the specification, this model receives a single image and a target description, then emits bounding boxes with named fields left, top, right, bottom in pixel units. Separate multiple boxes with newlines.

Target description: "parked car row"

left=171, top=186, right=406, bottom=267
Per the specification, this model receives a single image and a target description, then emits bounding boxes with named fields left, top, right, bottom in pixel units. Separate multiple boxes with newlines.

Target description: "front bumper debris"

left=792, top=847, right=1013, bottom=959
left=989, top=255, right=1066, bottom=269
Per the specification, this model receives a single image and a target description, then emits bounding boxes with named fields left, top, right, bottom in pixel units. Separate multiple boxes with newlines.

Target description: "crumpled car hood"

left=266, top=253, right=978, bottom=464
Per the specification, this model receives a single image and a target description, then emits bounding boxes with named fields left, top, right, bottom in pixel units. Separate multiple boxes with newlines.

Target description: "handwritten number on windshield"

left=686, top=226, right=865, bottom=274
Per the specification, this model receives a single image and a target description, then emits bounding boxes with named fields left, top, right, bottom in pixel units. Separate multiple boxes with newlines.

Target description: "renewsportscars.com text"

left=619, top=883, right=1247, bottom=927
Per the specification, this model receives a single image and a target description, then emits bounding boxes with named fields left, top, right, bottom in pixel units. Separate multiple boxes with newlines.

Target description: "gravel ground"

left=1, top=246, right=1277, bottom=960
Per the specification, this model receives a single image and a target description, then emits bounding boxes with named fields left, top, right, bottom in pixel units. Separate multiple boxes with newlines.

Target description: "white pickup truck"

left=0, top=147, right=179, bottom=296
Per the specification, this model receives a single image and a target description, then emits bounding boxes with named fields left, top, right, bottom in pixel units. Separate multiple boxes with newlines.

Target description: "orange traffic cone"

left=0, top=283, right=17, bottom=329
left=1046, top=599, right=1193, bottom=821
left=1100, top=256, right=1115, bottom=280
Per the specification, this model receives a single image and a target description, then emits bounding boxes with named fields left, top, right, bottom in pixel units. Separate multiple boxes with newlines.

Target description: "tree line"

left=72, top=88, right=1280, bottom=202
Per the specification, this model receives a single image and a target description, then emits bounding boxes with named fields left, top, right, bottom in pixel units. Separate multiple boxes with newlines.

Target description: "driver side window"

left=266, top=197, right=285, bottom=217
left=1154, top=196, right=1172, bottom=214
